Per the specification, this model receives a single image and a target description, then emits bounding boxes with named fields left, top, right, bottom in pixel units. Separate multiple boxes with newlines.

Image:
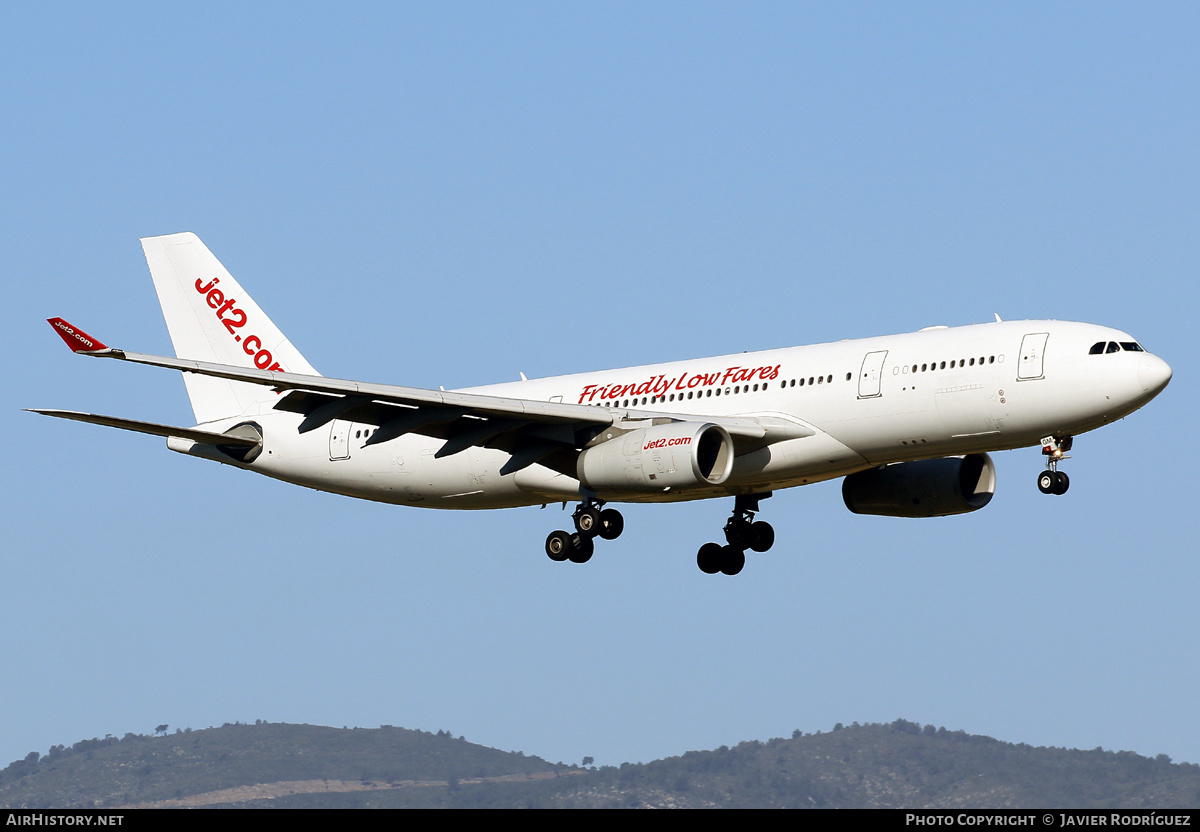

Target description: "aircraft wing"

left=45, top=319, right=813, bottom=468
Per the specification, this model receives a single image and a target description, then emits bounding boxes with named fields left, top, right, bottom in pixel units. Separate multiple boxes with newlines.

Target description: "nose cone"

left=1138, top=354, right=1172, bottom=397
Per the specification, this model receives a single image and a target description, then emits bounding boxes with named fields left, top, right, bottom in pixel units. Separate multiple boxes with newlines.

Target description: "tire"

left=598, top=509, right=624, bottom=541
left=574, top=506, right=601, bottom=535
left=545, top=530, right=572, bottom=562
left=568, top=533, right=594, bottom=564
left=1054, top=471, right=1070, bottom=495
left=749, top=521, right=775, bottom=553
left=697, top=542, right=723, bottom=574
left=719, top=546, right=746, bottom=576
left=1037, top=471, right=1056, bottom=494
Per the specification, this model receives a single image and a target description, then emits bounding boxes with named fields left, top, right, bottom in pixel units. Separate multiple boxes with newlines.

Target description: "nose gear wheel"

left=1038, top=436, right=1073, bottom=496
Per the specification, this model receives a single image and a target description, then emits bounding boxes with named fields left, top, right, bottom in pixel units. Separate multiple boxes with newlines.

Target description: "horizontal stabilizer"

left=26, top=409, right=261, bottom=447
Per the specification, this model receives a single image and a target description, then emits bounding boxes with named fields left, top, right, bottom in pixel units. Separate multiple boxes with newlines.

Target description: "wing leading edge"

left=41, top=319, right=816, bottom=469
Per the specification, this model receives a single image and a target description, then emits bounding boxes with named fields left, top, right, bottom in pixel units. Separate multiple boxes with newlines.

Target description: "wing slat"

left=67, top=346, right=800, bottom=455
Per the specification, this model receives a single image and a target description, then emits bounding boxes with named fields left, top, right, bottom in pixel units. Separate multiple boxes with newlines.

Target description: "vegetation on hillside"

left=2, top=719, right=1197, bottom=809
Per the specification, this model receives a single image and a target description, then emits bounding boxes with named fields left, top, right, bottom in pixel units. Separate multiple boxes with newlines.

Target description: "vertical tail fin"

left=141, top=232, right=320, bottom=424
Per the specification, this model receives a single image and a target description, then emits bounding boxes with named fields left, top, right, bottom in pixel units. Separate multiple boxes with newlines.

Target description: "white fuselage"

left=183, top=319, right=1170, bottom=510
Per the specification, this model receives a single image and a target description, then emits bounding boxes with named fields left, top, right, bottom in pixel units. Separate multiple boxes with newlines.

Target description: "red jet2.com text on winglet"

left=47, top=318, right=108, bottom=353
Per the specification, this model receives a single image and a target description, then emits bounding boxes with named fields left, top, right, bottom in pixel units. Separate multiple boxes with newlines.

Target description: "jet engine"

left=841, top=453, right=996, bottom=518
left=578, top=422, right=734, bottom=492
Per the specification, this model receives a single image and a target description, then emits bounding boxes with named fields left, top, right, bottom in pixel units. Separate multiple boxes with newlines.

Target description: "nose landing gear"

left=545, top=499, right=624, bottom=565
left=697, top=492, right=774, bottom=576
left=1037, top=435, right=1072, bottom=495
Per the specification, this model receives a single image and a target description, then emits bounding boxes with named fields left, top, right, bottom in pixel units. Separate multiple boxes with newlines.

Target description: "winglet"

left=47, top=317, right=109, bottom=353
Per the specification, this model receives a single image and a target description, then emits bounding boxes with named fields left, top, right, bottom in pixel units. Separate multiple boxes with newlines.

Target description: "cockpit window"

left=1106, top=341, right=1120, bottom=354
left=1089, top=342, right=1105, bottom=355
left=1120, top=342, right=1144, bottom=352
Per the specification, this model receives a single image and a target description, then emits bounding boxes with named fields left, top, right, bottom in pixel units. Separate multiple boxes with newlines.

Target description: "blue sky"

left=3, top=3, right=1197, bottom=770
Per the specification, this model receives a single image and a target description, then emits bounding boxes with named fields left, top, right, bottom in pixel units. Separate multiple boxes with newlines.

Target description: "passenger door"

left=858, top=351, right=888, bottom=398
left=1017, top=333, right=1049, bottom=381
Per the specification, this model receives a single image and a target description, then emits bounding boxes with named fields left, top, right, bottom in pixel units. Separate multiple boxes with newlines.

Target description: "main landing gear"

left=1037, top=435, right=1073, bottom=496
left=697, top=492, right=774, bottom=576
left=545, top=500, right=624, bottom=564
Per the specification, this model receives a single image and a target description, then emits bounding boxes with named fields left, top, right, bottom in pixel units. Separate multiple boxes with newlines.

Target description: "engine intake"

left=842, top=453, right=996, bottom=518
left=578, top=422, right=734, bottom=493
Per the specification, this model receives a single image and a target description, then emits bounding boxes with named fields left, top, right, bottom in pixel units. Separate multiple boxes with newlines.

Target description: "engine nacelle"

left=841, top=453, right=996, bottom=518
left=578, top=422, right=734, bottom=493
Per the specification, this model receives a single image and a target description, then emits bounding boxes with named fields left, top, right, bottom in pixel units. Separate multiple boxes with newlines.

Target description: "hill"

left=2, top=720, right=1197, bottom=809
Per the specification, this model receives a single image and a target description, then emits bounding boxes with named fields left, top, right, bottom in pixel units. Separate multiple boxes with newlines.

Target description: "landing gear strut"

left=545, top=499, right=623, bottom=564
left=1037, top=435, right=1072, bottom=496
left=697, top=492, right=774, bottom=576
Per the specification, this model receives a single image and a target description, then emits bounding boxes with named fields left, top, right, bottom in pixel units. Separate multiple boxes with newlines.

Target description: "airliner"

left=34, top=233, right=1172, bottom=575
